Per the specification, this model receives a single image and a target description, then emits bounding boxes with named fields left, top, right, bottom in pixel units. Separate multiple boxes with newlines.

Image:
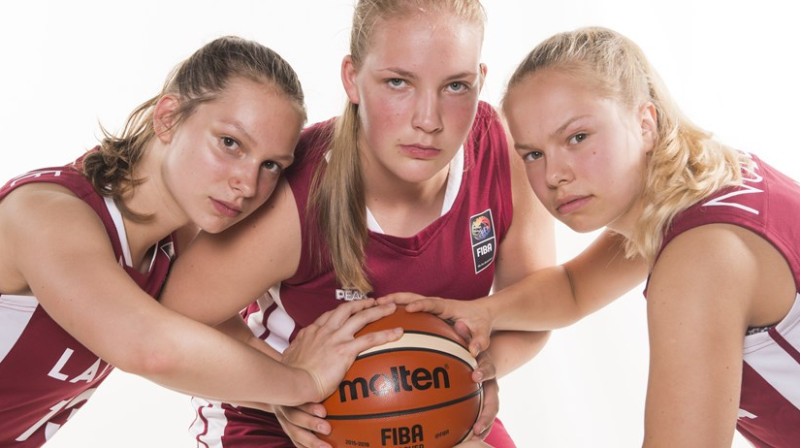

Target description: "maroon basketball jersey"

left=191, top=102, right=520, bottom=447
left=0, top=158, right=176, bottom=446
left=652, top=153, right=800, bottom=447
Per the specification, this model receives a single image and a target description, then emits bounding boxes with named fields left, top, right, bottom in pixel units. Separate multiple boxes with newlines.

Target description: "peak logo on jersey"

left=469, top=209, right=495, bottom=273
left=335, top=289, right=368, bottom=302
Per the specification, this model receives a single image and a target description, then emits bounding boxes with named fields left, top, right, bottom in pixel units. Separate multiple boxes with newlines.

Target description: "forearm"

left=486, top=330, right=550, bottom=378
left=123, top=313, right=318, bottom=408
left=486, top=231, right=647, bottom=332
left=484, top=265, right=582, bottom=332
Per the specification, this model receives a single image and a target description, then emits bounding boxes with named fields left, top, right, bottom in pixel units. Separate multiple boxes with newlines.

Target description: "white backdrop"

left=2, top=1, right=798, bottom=447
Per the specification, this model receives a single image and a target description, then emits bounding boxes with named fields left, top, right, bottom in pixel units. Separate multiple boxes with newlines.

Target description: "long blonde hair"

left=309, top=0, right=486, bottom=293
left=83, top=36, right=306, bottom=220
left=503, top=26, right=748, bottom=265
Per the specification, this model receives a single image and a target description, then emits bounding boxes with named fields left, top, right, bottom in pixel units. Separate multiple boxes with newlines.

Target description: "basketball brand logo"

left=468, top=209, right=495, bottom=274
left=337, top=365, right=450, bottom=402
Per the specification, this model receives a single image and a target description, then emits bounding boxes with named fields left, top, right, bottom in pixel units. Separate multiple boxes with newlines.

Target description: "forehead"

left=505, top=70, right=625, bottom=139
left=362, top=12, right=483, bottom=69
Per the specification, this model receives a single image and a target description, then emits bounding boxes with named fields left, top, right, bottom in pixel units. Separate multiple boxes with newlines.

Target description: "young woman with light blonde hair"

left=388, top=26, right=800, bottom=447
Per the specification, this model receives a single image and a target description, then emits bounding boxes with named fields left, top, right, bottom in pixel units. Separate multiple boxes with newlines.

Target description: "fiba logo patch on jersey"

left=469, top=209, right=495, bottom=273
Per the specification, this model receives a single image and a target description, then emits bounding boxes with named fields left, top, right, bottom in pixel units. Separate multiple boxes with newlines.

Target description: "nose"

left=230, top=163, right=259, bottom=198
left=545, top=151, right=573, bottom=189
left=411, top=90, right=443, bottom=134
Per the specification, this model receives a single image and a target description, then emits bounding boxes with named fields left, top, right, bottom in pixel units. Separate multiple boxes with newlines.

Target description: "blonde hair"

left=83, top=36, right=306, bottom=220
left=309, top=0, right=486, bottom=293
left=503, top=26, right=748, bottom=265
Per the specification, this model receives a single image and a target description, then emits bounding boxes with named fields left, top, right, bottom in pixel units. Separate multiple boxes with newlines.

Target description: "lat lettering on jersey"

left=16, top=387, right=97, bottom=442
left=48, top=348, right=112, bottom=383
left=8, top=169, right=64, bottom=188
left=702, top=158, right=763, bottom=215
left=469, top=209, right=496, bottom=274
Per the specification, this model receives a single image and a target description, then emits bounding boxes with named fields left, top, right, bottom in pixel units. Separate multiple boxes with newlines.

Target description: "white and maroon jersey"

left=650, top=153, right=800, bottom=447
left=191, top=102, right=521, bottom=447
left=0, top=158, right=177, bottom=447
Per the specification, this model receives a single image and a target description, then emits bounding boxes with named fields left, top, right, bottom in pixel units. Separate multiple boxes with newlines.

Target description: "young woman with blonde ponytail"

left=160, top=0, right=556, bottom=446
left=386, top=26, right=800, bottom=447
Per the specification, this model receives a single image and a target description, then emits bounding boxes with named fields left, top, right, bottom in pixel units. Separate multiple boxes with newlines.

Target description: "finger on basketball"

left=320, top=298, right=377, bottom=328
left=376, top=291, right=425, bottom=306
left=348, top=326, right=403, bottom=355
left=335, top=302, right=396, bottom=336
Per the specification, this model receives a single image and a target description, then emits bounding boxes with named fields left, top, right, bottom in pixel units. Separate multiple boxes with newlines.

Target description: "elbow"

left=110, top=335, right=183, bottom=378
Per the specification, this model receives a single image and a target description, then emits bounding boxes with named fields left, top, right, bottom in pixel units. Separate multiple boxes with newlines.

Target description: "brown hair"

left=83, top=35, right=306, bottom=220
left=503, top=26, right=748, bottom=264
left=309, top=0, right=486, bottom=293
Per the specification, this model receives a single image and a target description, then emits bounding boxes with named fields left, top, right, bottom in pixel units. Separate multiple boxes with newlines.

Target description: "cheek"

left=525, top=165, right=550, bottom=200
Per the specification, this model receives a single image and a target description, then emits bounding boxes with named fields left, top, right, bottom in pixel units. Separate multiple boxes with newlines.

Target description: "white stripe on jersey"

left=0, top=294, right=38, bottom=363
left=189, top=397, right=227, bottom=448
left=244, top=286, right=295, bottom=354
left=742, top=292, right=800, bottom=412
left=104, top=196, right=133, bottom=267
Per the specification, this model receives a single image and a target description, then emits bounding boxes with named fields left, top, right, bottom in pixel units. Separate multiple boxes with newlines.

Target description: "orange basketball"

left=319, top=305, right=482, bottom=448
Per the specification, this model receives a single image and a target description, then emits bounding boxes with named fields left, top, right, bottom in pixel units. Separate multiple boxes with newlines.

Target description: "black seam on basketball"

left=355, top=347, right=475, bottom=370
left=325, top=388, right=483, bottom=421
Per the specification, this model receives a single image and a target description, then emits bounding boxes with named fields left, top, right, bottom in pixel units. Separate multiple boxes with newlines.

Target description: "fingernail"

left=474, top=371, right=483, bottom=382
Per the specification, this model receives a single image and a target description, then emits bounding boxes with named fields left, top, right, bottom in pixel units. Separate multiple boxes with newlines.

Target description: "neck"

left=120, top=142, right=188, bottom=267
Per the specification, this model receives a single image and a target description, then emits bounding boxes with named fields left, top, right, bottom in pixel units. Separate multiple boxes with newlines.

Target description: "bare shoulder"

left=650, top=223, right=794, bottom=328
left=0, top=183, right=108, bottom=294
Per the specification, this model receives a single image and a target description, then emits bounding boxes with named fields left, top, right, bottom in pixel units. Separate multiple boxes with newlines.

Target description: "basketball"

left=319, top=305, right=482, bottom=448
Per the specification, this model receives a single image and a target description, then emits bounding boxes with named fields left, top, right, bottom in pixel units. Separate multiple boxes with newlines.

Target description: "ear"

left=639, top=102, right=658, bottom=153
left=341, top=55, right=360, bottom=105
left=153, top=94, right=180, bottom=144
left=478, top=63, right=488, bottom=91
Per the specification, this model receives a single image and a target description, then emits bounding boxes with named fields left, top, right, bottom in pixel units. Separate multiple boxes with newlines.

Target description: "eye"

left=221, top=136, right=240, bottom=151
left=387, top=78, right=406, bottom=88
left=261, top=160, right=283, bottom=174
left=446, top=81, right=468, bottom=93
left=569, top=133, right=587, bottom=145
left=521, top=151, right=543, bottom=162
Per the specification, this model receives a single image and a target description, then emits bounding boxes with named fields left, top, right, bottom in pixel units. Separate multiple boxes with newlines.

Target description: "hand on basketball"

left=471, top=352, right=499, bottom=440
left=282, top=299, right=403, bottom=403
left=274, top=403, right=331, bottom=448
left=378, top=292, right=493, bottom=357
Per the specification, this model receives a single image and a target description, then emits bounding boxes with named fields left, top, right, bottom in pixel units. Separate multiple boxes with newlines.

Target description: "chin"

left=560, top=218, right=605, bottom=234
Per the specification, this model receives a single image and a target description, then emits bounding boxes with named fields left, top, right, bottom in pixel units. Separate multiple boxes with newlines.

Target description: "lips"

left=211, top=198, right=243, bottom=218
left=400, top=144, right=441, bottom=160
left=555, top=195, right=591, bottom=215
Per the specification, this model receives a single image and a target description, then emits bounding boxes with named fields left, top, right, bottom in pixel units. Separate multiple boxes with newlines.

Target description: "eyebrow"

left=225, top=121, right=295, bottom=163
left=513, top=114, right=592, bottom=152
left=379, top=67, right=478, bottom=82
left=552, top=115, right=591, bottom=138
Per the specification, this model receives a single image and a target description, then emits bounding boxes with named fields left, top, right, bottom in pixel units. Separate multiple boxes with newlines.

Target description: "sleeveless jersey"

left=0, top=157, right=177, bottom=447
left=650, top=153, right=800, bottom=447
left=191, top=102, right=520, bottom=447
